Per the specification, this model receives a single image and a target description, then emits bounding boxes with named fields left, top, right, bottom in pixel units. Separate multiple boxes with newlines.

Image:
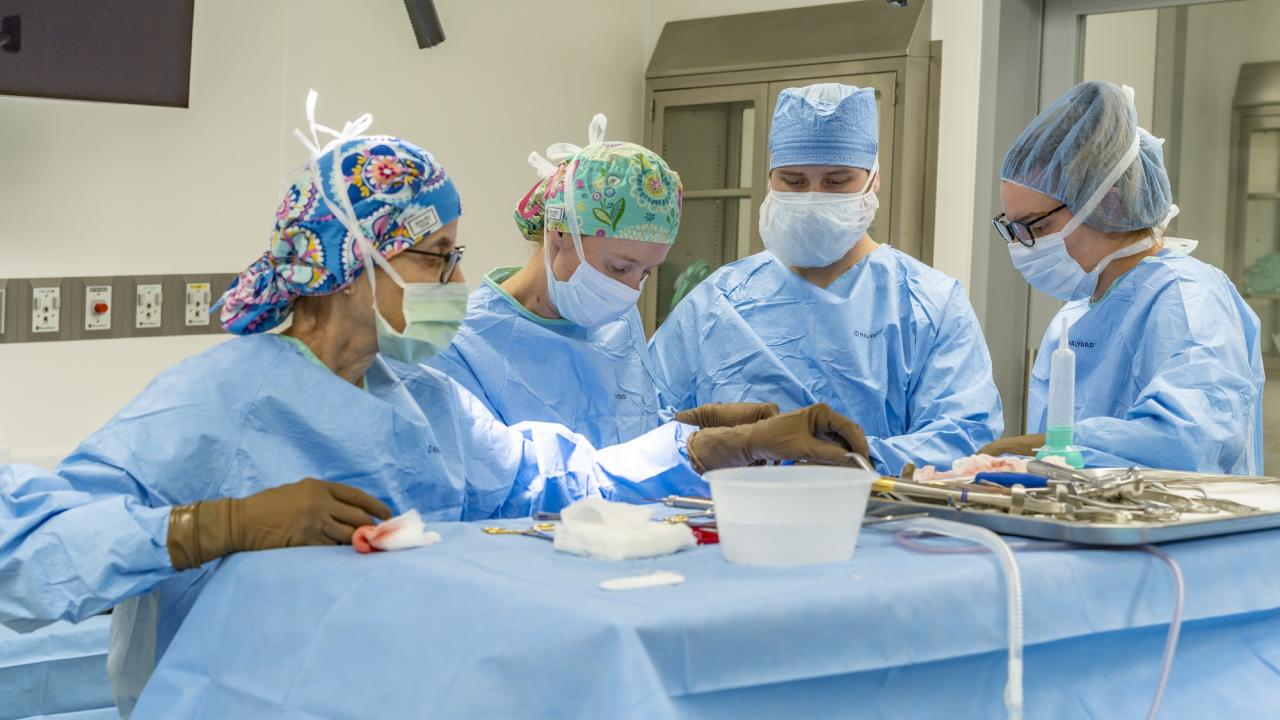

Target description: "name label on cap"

left=545, top=206, right=564, bottom=222
left=404, top=205, right=442, bottom=238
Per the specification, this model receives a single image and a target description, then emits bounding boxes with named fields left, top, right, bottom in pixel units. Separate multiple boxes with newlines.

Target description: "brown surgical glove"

left=167, top=478, right=392, bottom=570
left=675, top=402, right=780, bottom=428
left=978, top=433, right=1046, bottom=458
left=686, top=403, right=871, bottom=473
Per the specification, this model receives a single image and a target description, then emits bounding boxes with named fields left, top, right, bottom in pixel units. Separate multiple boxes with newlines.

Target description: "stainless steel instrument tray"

left=870, top=469, right=1280, bottom=545
left=868, top=498, right=1280, bottom=545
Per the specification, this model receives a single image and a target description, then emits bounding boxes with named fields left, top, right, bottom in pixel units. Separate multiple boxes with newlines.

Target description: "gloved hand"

left=686, top=403, right=871, bottom=473
left=167, top=478, right=392, bottom=570
left=675, top=402, right=780, bottom=428
left=978, top=434, right=1046, bottom=458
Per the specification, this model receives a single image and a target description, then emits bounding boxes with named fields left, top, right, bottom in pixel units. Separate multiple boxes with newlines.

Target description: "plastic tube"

left=1138, top=545, right=1185, bottom=720
left=894, top=529, right=1185, bottom=720
left=900, top=518, right=1024, bottom=720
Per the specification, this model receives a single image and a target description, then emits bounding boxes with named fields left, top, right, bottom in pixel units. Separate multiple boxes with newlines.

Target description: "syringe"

left=1036, top=317, right=1085, bottom=468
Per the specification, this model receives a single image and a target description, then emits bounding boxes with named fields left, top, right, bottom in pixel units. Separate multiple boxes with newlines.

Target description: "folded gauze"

left=554, top=498, right=696, bottom=561
left=353, top=509, right=442, bottom=553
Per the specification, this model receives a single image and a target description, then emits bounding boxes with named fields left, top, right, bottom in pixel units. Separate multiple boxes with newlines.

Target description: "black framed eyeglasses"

left=402, top=245, right=465, bottom=283
left=992, top=204, right=1067, bottom=247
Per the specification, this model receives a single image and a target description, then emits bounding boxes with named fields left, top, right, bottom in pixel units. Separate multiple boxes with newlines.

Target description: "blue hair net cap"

left=1000, top=80, right=1172, bottom=233
left=769, top=83, right=878, bottom=170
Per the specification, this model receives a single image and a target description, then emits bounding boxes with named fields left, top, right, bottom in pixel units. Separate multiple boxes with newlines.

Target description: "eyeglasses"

left=402, top=245, right=466, bottom=284
left=992, top=204, right=1067, bottom=247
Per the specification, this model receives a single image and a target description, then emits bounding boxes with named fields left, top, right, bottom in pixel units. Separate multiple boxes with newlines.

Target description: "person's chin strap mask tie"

left=293, top=89, right=468, bottom=364
left=529, top=114, right=644, bottom=328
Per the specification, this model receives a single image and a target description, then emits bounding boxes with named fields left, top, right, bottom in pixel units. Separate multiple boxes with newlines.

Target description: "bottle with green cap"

left=1037, top=317, right=1085, bottom=468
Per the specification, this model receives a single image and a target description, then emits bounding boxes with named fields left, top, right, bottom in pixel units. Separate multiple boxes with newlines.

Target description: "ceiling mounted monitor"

left=0, top=0, right=195, bottom=107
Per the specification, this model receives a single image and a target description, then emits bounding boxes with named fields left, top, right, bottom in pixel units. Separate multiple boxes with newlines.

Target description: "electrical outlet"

left=184, top=282, right=211, bottom=327
left=168, top=275, right=215, bottom=336
left=124, top=275, right=167, bottom=338
left=13, top=278, right=75, bottom=341
left=31, top=286, right=60, bottom=333
left=136, top=283, right=163, bottom=329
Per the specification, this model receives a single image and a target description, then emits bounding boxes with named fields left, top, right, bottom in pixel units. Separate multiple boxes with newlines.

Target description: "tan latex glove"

left=686, top=403, right=871, bottom=473
left=978, top=433, right=1046, bottom=458
left=167, top=478, right=392, bottom=570
left=675, top=402, right=780, bottom=428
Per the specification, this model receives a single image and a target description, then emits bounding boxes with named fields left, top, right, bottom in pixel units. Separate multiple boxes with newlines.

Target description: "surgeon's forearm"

left=594, top=421, right=708, bottom=503
left=0, top=477, right=174, bottom=624
left=1073, top=416, right=1205, bottom=472
left=866, top=419, right=1002, bottom=476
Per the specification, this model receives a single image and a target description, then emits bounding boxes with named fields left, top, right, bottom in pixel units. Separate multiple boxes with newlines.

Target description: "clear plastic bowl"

left=705, top=466, right=877, bottom=566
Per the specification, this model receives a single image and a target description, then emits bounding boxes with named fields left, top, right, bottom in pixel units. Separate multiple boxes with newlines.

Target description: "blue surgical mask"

left=543, top=158, right=642, bottom=328
left=362, top=238, right=469, bottom=364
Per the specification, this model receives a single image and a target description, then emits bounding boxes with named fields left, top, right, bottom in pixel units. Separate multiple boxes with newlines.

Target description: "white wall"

left=2, top=0, right=985, bottom=463
left=928, top=0, right=983, bottom=291
left=0, top=0, right=285, bottom=463
left=0, top=0, right=646, bottom=462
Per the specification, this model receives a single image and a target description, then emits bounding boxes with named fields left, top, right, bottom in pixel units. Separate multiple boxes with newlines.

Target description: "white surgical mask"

left=362, top=238, right=469, bottom=364
left=543, top=158, right=642, bottom=327
left=759, top=162, right=879, bottom=268
left=1009, top=231, right=1154, bottom=302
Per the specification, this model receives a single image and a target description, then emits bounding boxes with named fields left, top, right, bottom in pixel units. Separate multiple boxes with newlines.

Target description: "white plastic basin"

left=705, top=465, right=877, bottom=566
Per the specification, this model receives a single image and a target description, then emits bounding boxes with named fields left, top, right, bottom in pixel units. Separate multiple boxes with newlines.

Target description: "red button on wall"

left=93, top=302, right=109, bottom=314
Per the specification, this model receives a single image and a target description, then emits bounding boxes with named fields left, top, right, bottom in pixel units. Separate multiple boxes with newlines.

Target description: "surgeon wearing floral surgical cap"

left=429, top=114, right=791, bottom=446
left=647, top=83, right=1005, bottom=475
left=0, top=98, right=875, bottom=717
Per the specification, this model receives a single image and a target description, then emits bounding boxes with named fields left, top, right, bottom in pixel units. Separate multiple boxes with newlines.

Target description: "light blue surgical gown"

left=1027, top=248, right=1264, bottom=474
left=0, top=333, right=704, bottom=713
left=648, top=249, right=1004, bottom=473
left=428, top=267, right=667, bottom=447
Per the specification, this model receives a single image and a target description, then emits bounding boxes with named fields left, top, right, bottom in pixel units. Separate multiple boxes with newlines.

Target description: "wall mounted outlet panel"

left=168, top=274, right=213, bottom=336
left=16, top=278, right=72, bottom=343
left=69, top=276, right=123, bottom=340
left=125, top=275, right=168, bottom=338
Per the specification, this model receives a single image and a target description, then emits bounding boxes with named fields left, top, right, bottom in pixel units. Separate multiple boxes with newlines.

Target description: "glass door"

left=1232, top=113, right=1280, bottom=467
left=645, top=84, right=768, bottom=331
left=1033, top=0, right=1278, bottom=472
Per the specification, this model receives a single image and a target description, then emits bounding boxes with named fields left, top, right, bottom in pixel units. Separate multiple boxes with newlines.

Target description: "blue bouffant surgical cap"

left=1001, top=80, right=1173, bottom=233
left=769, top=83, right=878, bottom=171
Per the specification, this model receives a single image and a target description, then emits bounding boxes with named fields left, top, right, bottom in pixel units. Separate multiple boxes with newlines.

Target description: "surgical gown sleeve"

left=647, top=291, right=703, bottom=413
left=439, top=377, right=708, bottom=519
left=862, top=283, right=1005, bottom=472
left=0, top=431, right=174, bottom=628
left=1070, top=286, right=1259, bottom=472
left=428, top=341, right=503, bottom=421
